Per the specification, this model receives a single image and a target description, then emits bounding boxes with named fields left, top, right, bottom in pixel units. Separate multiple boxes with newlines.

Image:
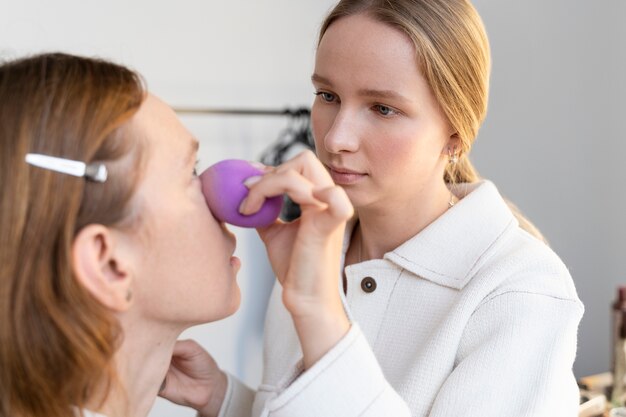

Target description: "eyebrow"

left=311, top=73, right=332, bottom=86
left=357, top=88, right=411, bottom=103
left=311, top=73, right=411, bottom=103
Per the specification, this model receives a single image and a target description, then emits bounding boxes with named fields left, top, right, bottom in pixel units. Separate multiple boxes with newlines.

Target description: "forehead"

left=316, top=14, right=420, bottom=85
left=131, top=94, right=193, bottom=167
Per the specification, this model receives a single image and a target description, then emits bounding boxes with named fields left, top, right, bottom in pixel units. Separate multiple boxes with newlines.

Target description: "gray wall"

left=472, top=0, right=626, bottom=378
left=1, top=1, right=624, bottom=414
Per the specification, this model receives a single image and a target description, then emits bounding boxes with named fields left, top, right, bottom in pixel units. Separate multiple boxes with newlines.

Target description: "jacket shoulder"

left=472, top=226, right=581, bottom=306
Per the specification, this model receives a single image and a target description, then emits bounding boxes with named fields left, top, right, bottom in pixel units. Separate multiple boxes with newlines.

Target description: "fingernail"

left=243, top=175, right=261, bottom=188
left=239, top=198, right=249, bottom=214
left=249, top=161, right=266, bottom=170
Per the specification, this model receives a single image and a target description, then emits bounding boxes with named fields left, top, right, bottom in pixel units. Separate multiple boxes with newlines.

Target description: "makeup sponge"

left=199, top=159, right=283, bottom=228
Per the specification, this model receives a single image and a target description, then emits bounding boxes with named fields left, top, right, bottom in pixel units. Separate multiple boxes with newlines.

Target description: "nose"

left=321, top=109, right=360, bottom=154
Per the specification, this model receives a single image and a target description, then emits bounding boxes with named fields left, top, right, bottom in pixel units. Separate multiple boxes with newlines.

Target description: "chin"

left=343, top=189, right=369, bottom=210
left=174, top=285, right=240, bottom=327
left=222, top=289, right=242, bottom=318
left=207, top=287, right=242, bottom=323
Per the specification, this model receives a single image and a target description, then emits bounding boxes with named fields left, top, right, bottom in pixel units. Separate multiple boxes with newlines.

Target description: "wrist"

left=282, top=287, right=345, bottom=319
left=291, top=307, right=351, bottom=370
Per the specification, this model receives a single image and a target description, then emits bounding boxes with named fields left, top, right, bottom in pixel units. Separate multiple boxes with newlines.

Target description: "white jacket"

left=219, top=180, right=584, bottom=417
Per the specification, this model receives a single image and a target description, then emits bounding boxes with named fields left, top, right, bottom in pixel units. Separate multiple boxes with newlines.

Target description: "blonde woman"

left=160, top=1, right=583, bottom=416
left=0, top=53, right=353, bottom=417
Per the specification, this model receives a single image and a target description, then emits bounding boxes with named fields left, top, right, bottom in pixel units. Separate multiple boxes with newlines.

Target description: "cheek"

left=136, top=201, right=235, bottom=302
left=368, top=124, right=443, bottom=177
left=175, top=213, right=240, bottom=320
left=368, top=124, right=414, bottom=163
left=141, top=230, right=239, bottom=322
left=180, top=205, right=231, bottom=275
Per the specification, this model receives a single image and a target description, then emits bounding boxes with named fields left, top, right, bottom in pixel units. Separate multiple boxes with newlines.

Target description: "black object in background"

left=259, top=110, right=315, bottom=222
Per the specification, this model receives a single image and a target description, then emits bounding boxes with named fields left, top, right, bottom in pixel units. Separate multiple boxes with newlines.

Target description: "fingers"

left=278, top=150, right=334, bottom=189
left=158, top=340, right=207, bottom=401
left=241, top=150, right=338, bottom=216
left=158, top=366, right=177, bottom=400
left=249, top=161, right=273, bottom=173
left=159, top=340, right=199, bottom=400
left=172, top=339, right=204, bottom=358
left=312, top=186, right=354, bottom=225
left=240, top=169, right=327, bottom=215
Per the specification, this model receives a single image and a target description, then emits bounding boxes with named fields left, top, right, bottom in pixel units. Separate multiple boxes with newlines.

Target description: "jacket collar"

left=343, top=180, right=518, bottom=290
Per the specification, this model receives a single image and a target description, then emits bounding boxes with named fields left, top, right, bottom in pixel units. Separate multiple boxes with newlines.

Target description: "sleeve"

left=260, top=323, right=411, bottom=417
left=216, top=373, right=256, bottom=417
left=428, top=291, right=584, bottom=417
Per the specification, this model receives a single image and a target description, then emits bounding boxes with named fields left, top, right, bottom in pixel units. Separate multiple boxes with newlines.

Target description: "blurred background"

left=1, top=1, right=624, bottom=415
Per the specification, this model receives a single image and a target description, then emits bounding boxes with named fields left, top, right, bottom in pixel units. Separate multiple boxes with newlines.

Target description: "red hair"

left=0, top=53, right=145, bottom=417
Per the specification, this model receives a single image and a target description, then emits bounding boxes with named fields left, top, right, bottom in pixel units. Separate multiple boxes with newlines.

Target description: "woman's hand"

left=240, top=150, right=354, bottom=368
left=158, top=339, right=227, bottom=417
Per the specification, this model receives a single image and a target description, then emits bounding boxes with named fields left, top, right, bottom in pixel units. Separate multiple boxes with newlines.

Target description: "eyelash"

left=314, top=91, right=337, bottom=103
left=372, top=104, right=398, bottom=117
left=314, top=91, right=400, bottom=118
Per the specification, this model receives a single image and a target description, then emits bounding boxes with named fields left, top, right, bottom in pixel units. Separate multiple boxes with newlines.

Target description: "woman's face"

left=311, top=13, right=455, bottom=209
left=125, top=95, right=241, bottom=326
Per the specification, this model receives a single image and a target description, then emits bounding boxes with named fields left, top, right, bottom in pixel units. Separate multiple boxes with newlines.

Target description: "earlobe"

left=443, top=133, right=461, bottom=159
left=72, top=225, right=133, bottom=312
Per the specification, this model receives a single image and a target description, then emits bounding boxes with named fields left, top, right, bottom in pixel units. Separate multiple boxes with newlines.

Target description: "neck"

left=354, top=179, right=452, bottom=261
left=87, top=315, right=183, bottom=417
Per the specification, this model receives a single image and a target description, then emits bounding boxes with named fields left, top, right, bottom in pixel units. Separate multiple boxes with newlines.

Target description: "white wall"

left=1, top=1, right=624, bottom=415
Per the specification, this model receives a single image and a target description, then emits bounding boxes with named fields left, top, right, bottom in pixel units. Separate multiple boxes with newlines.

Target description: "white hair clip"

left=25, top=153, right=108, bottom=183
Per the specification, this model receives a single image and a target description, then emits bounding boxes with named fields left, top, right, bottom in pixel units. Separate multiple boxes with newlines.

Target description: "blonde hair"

left=0, top=53, right=145, bottom=417
left=319, top=0, right=546, bottom=242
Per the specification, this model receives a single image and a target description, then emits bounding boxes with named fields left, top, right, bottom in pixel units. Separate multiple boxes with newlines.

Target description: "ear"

left=72, top=224, right=134, bottom=312
left=442, top=132, right=461, bottom=157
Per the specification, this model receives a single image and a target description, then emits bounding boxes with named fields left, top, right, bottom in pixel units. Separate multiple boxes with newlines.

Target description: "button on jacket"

left=219, top=180, right=584, bottom=417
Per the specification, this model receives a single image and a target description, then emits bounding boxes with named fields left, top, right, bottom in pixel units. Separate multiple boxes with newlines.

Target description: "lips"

left=328, top=165, right=362, bottom=175
left=326, top=164, right=366, bottom=185
left=230, top=256, right=241, bottom=272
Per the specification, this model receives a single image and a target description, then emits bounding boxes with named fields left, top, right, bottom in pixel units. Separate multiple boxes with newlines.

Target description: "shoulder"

left=460, top=228, right=583, bottom=355
left=475, top=224, right=582, bottom=309
left=448, top=180, right=581, bottom=306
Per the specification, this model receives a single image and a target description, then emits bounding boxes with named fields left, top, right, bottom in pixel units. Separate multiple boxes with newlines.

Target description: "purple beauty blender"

left=199, top=159, right=283, bottom=228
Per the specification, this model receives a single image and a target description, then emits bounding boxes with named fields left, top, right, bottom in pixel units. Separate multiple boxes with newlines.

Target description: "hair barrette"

left=25, top=153, right=108, bottom=183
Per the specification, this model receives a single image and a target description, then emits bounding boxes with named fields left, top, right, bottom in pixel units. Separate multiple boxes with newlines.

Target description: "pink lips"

left=327, top=165, right=366, bottom=185
left=230, top=256, right=241, bottom=272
